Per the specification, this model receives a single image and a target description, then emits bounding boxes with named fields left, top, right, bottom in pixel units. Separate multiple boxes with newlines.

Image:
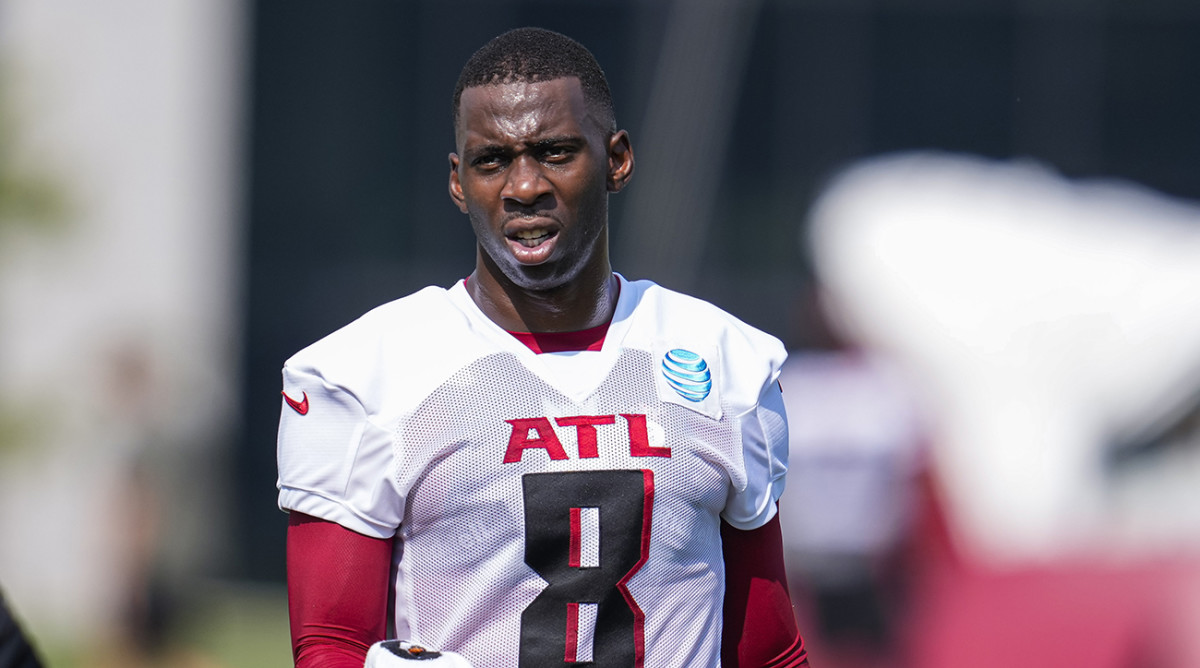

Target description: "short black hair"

left=453, top=27, right=616, bottom=133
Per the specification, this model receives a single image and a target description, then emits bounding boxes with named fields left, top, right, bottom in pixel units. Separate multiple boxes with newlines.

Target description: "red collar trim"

left=463, top=275, right=618, bottom=353
left=508, top=322, right=609, bottom=354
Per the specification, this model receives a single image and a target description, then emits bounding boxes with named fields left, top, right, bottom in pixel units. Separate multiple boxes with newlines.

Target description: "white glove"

left=364, top=640, right=474, bottom=668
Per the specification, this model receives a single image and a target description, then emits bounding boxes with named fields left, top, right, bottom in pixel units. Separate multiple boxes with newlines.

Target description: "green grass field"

left=33, top=581, right=292, bottom=668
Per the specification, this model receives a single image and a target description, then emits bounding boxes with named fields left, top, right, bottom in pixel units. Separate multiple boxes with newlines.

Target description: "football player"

left=278, top=27, right=809, bottom=667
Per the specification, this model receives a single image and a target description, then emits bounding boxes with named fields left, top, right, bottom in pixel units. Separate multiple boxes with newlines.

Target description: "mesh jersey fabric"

left=277, top=275, right=789, bottom=667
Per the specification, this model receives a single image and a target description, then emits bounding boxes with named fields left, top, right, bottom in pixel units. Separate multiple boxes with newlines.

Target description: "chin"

left=507, top=271, right=570, bottom=293
left=500, top=261, right=579, bottom=293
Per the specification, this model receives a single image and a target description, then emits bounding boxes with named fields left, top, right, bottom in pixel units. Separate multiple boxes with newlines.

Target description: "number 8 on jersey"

left=520, top=470, right=654, bottom=666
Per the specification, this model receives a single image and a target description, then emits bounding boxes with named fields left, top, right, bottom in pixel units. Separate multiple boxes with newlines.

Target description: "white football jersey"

left=277, top=275, right=789, bottom=667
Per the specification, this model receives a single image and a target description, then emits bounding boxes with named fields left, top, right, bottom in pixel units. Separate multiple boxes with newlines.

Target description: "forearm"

left=721, top=511, right=810, bottom=667
left=295, top=631, right=374, bottom=668
left=287, top=512, right=392, bottom=667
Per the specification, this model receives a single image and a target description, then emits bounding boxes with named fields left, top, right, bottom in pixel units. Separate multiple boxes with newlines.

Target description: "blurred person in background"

left=808, top=152, right=1200, bottom=668
left=276, top=27, right=809, bottom=667
left=778, top=286, right=925, bottom=668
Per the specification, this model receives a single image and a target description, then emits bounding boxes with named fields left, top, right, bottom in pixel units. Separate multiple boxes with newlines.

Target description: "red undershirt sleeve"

left=287, top=512, right=393, bottom=668
left=721, top=510, right=810, bottom=667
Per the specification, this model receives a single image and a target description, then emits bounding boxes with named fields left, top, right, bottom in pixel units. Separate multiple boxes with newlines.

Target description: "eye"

left=472, top=152, right=508, bottom=171
left=540, top=144, right=576, bottom=163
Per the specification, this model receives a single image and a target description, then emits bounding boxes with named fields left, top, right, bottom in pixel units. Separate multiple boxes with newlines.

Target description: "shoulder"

left=281, top=285, right=481, bottom=412
left=620, top=277, right=787, bottom=409
left=286, top=285, right=457, bottom=368
left=623, top=278, right=785, bottom=358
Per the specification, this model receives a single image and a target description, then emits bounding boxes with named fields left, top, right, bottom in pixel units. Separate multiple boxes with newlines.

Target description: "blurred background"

left=1, top=0, right=1198, bottom=666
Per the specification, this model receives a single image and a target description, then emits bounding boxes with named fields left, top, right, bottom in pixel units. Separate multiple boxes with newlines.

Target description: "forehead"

left=455, top=77, right=596, bottom=147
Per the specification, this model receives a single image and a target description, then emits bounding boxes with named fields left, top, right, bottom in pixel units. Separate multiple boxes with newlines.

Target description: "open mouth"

left=505, top=224, right=559, bottom=265
left=510, top=227, right=556, bottom=247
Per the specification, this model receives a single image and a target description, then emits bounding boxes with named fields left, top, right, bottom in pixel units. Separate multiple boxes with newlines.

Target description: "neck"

left=468, top=252, right=617, bottom=333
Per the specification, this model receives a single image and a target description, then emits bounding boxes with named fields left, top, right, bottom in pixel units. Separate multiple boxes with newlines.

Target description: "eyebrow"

left=530, top=135, right=586, bottom=148
left=464, top=134, right=586, bottom=158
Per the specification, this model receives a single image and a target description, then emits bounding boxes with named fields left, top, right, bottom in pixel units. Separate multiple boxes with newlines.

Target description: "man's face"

left=449, top=77, right=630, bottom=292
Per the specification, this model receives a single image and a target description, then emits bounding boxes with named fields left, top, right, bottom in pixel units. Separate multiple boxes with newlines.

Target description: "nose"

left=501, top=155, right=551, bottom=206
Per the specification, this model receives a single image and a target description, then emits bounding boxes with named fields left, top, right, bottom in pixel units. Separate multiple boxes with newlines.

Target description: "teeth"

left=515, top=229, right=548, bottom=240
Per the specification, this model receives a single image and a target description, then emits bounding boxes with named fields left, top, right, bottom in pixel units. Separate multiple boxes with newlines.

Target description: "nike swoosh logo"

left=282, top=390, right=309, bottom=415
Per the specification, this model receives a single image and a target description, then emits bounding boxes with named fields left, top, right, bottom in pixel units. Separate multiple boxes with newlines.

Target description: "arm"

left=721, top=511, right=810, bottom=667
left=719, top=360, right=808, bottom=665
left=287, top=512, right=392, bottom=667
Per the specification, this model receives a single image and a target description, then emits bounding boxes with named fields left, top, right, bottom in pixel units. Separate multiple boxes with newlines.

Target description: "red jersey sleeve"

left=721, top=511, right=810, bottom=667
left=287, top=512, right=393, bottom=667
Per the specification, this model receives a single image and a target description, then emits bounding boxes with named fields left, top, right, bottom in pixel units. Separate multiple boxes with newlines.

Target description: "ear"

left=606, top=130, right=634, bottom=193
left=448, top=152, right=468, bottom=213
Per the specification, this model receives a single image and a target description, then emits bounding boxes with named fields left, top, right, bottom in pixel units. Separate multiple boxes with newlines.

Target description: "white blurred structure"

left=0, top=0, right=246, bottom=650
left=808, top=152, right=1200, bottom=567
